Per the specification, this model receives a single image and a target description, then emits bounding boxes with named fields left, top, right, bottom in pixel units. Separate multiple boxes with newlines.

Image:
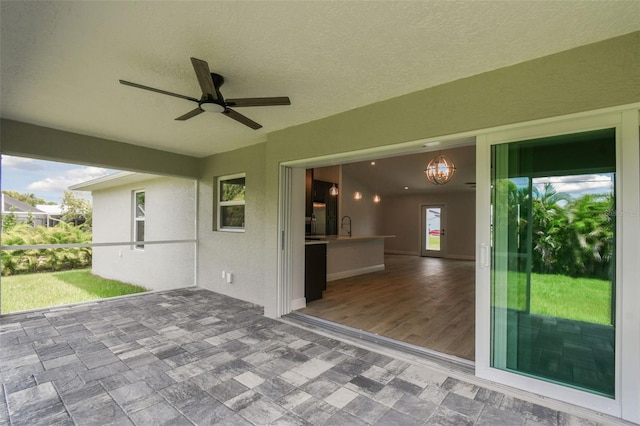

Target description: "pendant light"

left=329, top=183, right=339, bottom=196
left=354, top=191, right=363, bottom=200
left=371, top=161, right=381, bottom=203
left=425, top=153, right=456, bottom=185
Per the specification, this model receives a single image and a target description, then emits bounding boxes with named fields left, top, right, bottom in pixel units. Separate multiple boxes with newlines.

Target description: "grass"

left=501, top=271, right=612, bottom=325
left=530, top=273, right=612, bottom=325
left=426, top=235, right=440, bottom=251
left=1, top=269, right=147, bottom=314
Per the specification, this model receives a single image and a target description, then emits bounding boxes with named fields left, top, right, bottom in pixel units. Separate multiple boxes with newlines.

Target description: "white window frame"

left=133, top=190, right=145, bottom=249
left=217, top=173, right=246, bottom=232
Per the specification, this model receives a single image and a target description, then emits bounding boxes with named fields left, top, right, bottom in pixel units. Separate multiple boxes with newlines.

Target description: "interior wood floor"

left=298, top=254, right=476, bottom=361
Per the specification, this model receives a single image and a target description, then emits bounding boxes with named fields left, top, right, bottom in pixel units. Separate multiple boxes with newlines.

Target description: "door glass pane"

left=491, top=128, right=616, bottom=397
left=426, top=208, right=441, bottom=251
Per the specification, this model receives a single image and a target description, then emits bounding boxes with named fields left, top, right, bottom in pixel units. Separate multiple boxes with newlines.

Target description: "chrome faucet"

left=341, top=215, right=352, bottom=237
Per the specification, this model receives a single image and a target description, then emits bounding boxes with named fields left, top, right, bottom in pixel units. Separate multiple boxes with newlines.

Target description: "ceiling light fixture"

left=354, top=191, right=363, bottom=200
left=373, top=194, right=381, bottom=203
left=424, top=154, right=456, bottom=185
left=329, top=183, right=339, bottom=196
left=200, top=102, right=225, bottom=113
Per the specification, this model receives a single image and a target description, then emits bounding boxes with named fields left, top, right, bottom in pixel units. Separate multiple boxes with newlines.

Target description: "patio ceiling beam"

left=0, top=119, right=203, bottom=179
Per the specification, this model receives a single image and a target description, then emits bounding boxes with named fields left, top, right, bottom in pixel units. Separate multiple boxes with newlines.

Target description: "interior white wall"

left=340, top=167, right=381, bottom=236
left=380, top=192, right=476, bottom=258
left=92, top=176, right=196, bottom=290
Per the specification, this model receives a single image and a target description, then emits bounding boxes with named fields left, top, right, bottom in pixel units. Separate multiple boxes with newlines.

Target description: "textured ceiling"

left=343, top=144, right=476, bottom=196
left=2, top=1, right=640, bottom=158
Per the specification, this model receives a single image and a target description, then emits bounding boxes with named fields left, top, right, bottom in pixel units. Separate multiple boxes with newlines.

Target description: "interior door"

left=421, top=204, right=445, bottom=257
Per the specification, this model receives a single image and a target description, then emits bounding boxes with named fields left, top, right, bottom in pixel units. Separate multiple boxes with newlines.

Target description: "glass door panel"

left=421, top=205, right=445, bottom=257
left=491, top=128, right=616, bottom=397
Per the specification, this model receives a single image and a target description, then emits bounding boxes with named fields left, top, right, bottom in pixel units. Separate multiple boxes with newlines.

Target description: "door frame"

left=420, top=204, right=446, bottom=257
left=475, top=108, right=640, bottom=419
left=277, top=103, right=640, bottom=422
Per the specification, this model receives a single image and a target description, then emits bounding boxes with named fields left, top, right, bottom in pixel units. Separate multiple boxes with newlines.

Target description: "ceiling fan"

left=119, top=57, right=291, bottom=130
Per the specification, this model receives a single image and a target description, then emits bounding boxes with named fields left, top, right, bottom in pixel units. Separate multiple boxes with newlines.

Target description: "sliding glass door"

left=490, top=129, right=616, bottom=397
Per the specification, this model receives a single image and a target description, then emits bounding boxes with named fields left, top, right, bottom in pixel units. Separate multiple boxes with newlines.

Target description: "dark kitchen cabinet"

left=305, top=243, right=327, bottom=303
left=312, top=180, right=338, bottom=235
left=305, top=169, right=314, bottom=218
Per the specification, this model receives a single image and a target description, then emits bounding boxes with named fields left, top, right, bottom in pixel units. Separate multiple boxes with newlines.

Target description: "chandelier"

left=424, top=154, right=456, bottom=185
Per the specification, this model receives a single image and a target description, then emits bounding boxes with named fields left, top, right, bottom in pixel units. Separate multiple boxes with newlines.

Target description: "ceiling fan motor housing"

left=200, top=73, right=226, bottom=112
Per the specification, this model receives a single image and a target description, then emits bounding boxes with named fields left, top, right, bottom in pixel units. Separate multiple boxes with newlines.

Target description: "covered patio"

left=0, top=288, right=612, bottom=425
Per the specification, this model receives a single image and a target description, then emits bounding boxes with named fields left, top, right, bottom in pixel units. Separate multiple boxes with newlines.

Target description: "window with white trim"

left=134, top=190, right=145, bottom=249
left=217, top=174, right=245, bottom=232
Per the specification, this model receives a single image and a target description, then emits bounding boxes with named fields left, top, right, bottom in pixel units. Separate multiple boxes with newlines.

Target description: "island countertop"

left=304, top=235, right=394, bottom=281
left=305, top=235, right=395, bottom=243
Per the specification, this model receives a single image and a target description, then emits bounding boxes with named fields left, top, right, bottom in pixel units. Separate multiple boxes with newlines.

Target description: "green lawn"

left=503, top=271, right=612, bottom=325
left=426, top=235, right=440, bottom=251
left=1, top=269, right=147, bottom=313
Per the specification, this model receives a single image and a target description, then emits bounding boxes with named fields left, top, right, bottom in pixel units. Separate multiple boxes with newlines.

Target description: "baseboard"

left=446, top=255, right=475, bottom=261
left=384, top=250, right=475, bottom=261
left=327, top=264, right=385, bottom=282
left=290, top=297, right=306, bottom=311
left=385, top=250, right=419, bottom=256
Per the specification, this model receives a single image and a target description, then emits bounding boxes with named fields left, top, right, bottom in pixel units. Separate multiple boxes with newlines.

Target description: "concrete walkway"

left=0, top=288, right=612, bottom=425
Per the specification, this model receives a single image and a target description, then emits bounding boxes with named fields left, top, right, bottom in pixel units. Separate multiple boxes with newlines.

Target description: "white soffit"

left=1, top=1, right=639, bottom=158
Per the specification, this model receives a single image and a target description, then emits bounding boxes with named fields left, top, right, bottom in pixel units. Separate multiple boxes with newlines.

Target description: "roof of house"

left=1, top=194, right=46, bottom=214
left=69, top=171, right=162, bottom=192
left=36, top=204, right=62, bottom=215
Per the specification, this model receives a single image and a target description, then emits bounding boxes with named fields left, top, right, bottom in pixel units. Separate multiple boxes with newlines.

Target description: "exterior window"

left=218, top=174, right=245, bottom=231
left=134, top=190, right=145, bottom=249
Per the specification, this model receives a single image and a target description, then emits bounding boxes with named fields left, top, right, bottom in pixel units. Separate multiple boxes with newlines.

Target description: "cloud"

left=27, top=166, right=109, bottom=194
left=535, top=174, right=614, bottom=196
left=1, top=155, right=45, bottom=171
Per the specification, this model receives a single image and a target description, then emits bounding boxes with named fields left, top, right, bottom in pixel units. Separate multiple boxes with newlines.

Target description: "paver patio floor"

left=0, top=288, right=613, bottom=425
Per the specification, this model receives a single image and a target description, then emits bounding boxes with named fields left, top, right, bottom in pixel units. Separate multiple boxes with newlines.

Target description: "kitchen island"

left=305, top=235, right=394, bottom=281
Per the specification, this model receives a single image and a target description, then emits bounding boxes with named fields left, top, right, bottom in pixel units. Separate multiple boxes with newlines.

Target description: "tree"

left=60, top=191, right=92, bottom=228
left=2, top=208, right=17, bottom=232
left=530, top=182, right=569, bottom=274
left=1, top=190, right=55, bottom=206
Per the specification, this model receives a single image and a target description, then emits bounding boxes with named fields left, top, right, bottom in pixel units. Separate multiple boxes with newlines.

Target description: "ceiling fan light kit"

left=119, top=57, right=291, bottom=130
left=200, top=102, right=225, bottom=113
left=425, top=154, right=456, bottom=185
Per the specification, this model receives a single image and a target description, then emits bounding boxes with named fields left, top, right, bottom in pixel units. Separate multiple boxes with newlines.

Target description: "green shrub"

left=1, top=222, right=92, bottom=276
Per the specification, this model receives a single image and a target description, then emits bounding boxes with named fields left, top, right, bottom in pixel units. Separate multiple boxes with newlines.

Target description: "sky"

left=1, top=155, right=114, bottom=204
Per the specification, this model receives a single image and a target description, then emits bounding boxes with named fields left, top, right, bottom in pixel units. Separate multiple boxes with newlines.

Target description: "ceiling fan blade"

left=223, top=108, right=262, bottom=130
left=119, top=80, right=199, bottom=102
left=175, top=108, right=204, bottom=121
left=190, top=57, right=218, bottom=100
left=225, top=97, right=291, bottom=107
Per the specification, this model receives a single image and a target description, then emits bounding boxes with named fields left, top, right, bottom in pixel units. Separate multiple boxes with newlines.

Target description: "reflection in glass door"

left=491, top=128, right=616, bottom=397
left=421, top=205, right=445, bottom=257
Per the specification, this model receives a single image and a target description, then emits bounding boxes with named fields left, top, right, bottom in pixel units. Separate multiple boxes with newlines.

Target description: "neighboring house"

left=1, top=193, right=62, bottom=227
left=69, top=171, right=197, bottom=291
